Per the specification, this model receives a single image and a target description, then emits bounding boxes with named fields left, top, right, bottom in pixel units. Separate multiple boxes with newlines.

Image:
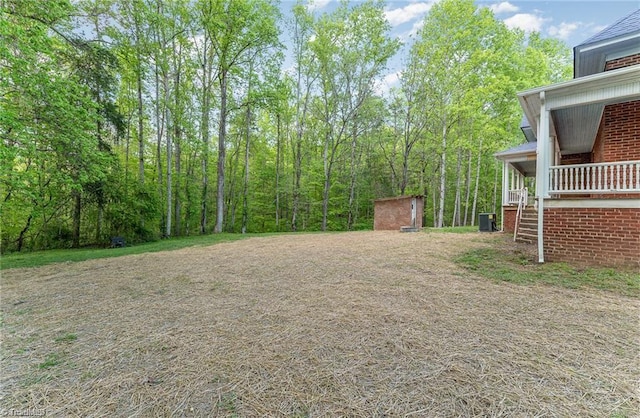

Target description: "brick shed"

left=373, top=195, right=424, bottom=231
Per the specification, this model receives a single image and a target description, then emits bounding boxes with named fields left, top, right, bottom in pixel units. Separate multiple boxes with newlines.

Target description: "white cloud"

left=383, top=72, right=400, bottom=86
left=409, top=19, right=425, bottom=37
left=384, top=2, right=433, bottom=27
left=503, top=13, right=548, bottom=33
left=374, top=72, right=401, bottom=96
left=489, top=2, right=519, bottom=15
left=548, top=21, right=579, bottom=40
left=306, top=0, right=331, bottom=12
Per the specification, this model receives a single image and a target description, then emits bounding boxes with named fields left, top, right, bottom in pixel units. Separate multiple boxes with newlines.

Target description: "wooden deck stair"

left=515, top=207, right=537, bottom=244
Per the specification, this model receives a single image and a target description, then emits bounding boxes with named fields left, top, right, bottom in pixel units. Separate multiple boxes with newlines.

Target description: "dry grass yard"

left=1, top=231, right=638, bottom=417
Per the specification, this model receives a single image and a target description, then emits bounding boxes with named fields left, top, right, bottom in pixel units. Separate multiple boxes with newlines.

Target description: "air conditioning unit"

left=479, top=213, right=496, bottom=232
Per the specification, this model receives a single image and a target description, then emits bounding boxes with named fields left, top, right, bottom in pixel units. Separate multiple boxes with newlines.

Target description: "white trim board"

left=544, top=199, right=640, bottom=209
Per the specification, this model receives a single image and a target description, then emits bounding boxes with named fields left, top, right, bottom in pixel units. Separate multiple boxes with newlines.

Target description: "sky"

left=282, top=0, right=640, bottom=93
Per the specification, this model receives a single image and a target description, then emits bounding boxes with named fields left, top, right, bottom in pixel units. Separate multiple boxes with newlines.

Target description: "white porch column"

left=502, top=161, right=509, bottom=206
left=536, top=91, right=549, bottom=263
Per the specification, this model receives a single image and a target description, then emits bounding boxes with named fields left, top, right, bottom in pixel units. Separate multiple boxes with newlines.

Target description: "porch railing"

left=549, top=160, right=640, bottom=194
left=513, top=187, right=527, bottom=242
left=508, top=188, right=529, bottom=205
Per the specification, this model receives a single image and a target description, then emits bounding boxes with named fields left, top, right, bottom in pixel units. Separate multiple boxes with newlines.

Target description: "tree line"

left=0, top=0, right=571, bottom=252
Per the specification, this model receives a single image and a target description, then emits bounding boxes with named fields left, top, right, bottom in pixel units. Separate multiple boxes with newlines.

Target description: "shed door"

left=411, top=198, right=416, bottom=227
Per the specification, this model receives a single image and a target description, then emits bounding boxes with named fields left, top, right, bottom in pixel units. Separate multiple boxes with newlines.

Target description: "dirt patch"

left=1, top=231, right=638, bottom=416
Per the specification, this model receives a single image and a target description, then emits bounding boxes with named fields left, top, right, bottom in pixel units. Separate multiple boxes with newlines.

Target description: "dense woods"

left=1, top=0, right=572, bottom=252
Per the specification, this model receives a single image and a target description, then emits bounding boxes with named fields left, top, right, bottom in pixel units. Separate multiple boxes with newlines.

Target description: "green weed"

left=54, top=333, right=77, bottom=343
left=218, top=392, right=238, bottom=416
left=38, top=352, right=64, bottom=369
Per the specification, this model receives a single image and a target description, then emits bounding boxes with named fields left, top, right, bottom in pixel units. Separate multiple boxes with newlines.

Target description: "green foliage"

left=1, top=0, right=576, bottom=255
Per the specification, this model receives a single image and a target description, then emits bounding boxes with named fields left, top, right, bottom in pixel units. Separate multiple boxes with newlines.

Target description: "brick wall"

left=604, top=53, right=640, bottom=71
left=503, top=206, right=517, bottom=232
left=543, top=207, right=640, bottom=267
left=591, top=52, right=640, bottom=165
left=599, top=100, right=640, bottom=162
left=374, top=196, right=424, bottom=230
left=561, top=153, right=591, bottom=165
left=591, top=99, right=640, bottom=199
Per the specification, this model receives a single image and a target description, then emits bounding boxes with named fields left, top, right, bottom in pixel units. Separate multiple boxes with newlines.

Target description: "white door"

left=411, top=198, right=416, bottom=227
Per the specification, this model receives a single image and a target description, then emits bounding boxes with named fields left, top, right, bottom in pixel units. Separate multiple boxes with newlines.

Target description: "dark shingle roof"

left=578, top=9, right=640, bottom=46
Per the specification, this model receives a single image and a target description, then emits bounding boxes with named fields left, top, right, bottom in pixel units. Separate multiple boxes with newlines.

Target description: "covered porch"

left=498, top=64, right=640, bottom=264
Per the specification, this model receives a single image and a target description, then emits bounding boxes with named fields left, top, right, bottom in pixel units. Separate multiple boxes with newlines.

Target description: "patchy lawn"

left=1, top=231, right=638, bottom=417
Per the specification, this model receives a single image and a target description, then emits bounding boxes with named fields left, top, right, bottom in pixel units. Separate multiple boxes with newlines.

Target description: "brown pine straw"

left=1, top=231, right=638, bottom=417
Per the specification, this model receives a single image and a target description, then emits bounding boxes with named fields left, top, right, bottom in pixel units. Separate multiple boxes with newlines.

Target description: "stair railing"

left=513, top=187, right=527, bottom=242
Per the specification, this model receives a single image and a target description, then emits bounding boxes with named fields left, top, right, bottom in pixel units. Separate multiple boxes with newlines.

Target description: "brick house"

left=495, top=9, right=640, bottom=266
left=374, top=195, right=424, bottom=231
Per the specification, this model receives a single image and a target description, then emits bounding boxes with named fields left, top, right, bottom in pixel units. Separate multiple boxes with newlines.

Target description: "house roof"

left=374, top=195, right=423, bottom=202
left=579, top=9, right=640, bottom=46
left=495, top=141, right=537, bottom=159
left=494, top=142, right=537, bottom=177
left=519, top=115, right=536, bottom=143
left=574, top=9, right=640, bottom=77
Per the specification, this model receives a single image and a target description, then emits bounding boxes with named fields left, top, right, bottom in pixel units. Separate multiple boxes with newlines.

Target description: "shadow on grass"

left=455, top=238, right=640, bottom=298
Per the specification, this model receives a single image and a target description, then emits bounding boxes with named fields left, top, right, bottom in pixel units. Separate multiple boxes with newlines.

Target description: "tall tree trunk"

left=471, top=138, right=483, bottom=226
left=16, top=214, right=33, bottom=252
left=174, top=129, right=181, bottom=236
left=275, top=113, right=281, bottom=229
left=173, top=43, right=182, bottom=236
left=347, top=123, right=358, bottom=230
left=155, top=58, right=164, bottom=229
left=72, top=191, right=81, bottom=248
left=185, top=152, right=195, bottom=235
left=135, top=17, right=145, bottom=186
left=125, top=109, right=132, bottom=185
left=214, top=69, right=227, bottom=233
left=432, top=177, right=437, bottom=227
left=321, top=131, right=332, bottom=232
left=291, top=79, right=312, bottom=232
left=463, top=149, right=472, bottom=226
left=437, top=120, right=447, bottom=228
left=200, top=38, right=211, bottom=234
left=241, top=64, right=252, bottom=234
left=452, top=148, right=462, bottom=227
left=165, top=111, right=172, bottom=238
left=242, top=118, right=250, bottom=234
left=137, top=64, right=144, bottom=185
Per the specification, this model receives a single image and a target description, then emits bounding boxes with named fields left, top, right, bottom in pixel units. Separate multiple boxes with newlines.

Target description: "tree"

left=202, top=0, right=280, bottom=233
left=406, top=0, right=538, bottom=227
left=309, top=0, right=399, bottom=230
left=1, top=0, right=112, bottom=249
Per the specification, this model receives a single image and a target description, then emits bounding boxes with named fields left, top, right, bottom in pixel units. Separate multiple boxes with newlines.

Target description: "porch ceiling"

left=518, top=65, right=640, bottom=155
left=551, top=104, right=604, bottom=154
left=511, top=161, right=536, bottom=177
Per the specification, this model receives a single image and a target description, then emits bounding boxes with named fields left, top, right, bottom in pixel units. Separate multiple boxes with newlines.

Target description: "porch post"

left=502, top=161, right=509, bottom=206
left=501, top=161, right=509, bottom=230
left=536, top=91, right=549, bottom=263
